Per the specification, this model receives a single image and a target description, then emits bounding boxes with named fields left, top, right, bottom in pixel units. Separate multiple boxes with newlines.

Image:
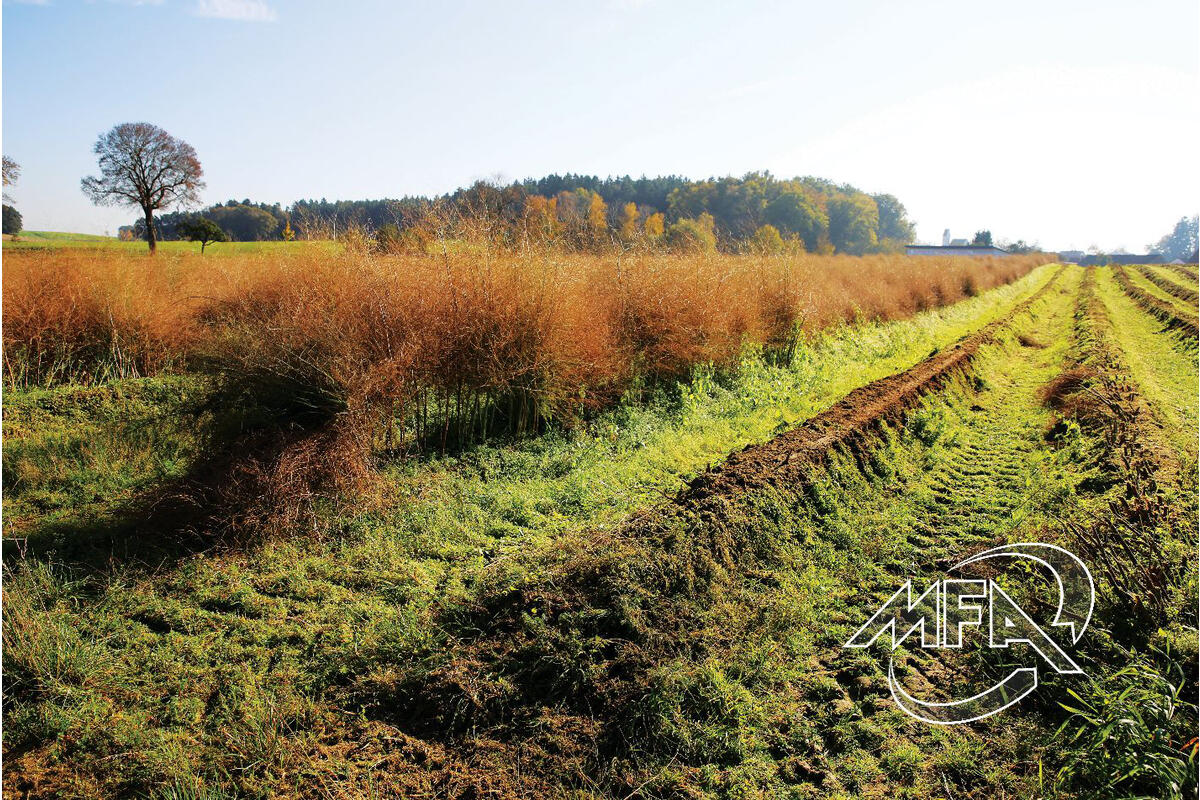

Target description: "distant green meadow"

left=3, top=231, right=332, bottom=256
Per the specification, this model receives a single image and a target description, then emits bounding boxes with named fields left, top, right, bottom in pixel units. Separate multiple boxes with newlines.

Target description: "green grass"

left=1094, top=267, right=1199, bottom=464
left=623, top=270, right=1090, bottom=796
left=1125, top=266, right=1200, bottom=319
left=3, top=232, right=336, bottom=256
left=10, top=230, right=117, bottom=242
left=2, top=376, right=216, bottom=531
left=1149, top=264, right=1200, bottom=288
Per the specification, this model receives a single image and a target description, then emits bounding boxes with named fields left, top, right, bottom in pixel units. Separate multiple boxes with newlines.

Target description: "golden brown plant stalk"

left=1, top=245, right=1048, bottom=530
left=4, top=247, right=1046, bottom=420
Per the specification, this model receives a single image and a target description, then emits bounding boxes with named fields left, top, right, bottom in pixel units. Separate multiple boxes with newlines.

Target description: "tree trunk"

left=144, top=208, right=157, bottom=255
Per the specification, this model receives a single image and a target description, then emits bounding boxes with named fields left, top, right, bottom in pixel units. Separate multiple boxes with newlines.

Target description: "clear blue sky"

left=3, top=0, right=1197, bottom=250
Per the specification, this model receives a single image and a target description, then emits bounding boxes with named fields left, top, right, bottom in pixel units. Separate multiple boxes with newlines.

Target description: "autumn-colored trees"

left=119, top=172, right=916, bottom=256
left=644, top=212, right=665, bottom=239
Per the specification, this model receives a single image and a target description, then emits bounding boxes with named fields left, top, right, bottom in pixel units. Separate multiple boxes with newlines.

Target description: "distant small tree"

left=972, top=230, right=993, bottom=246
left=664, top=215, right=717, bottom=254
left=177, top=216, right=227, bottom=253
left=586, top=192, right=608, bottom=240
left=3, top=204, right=23, bottom=235
left=749, top=224, right=785, bottom=254
left=644, top=212, right=665, bottom=239
left=81, top=123, right=204, bottom=254
left=999, top=239, right=1036, bottom=254
left=281, top=217, right=295, bottom=241
left=617, top=202, right=640, bottom=241
left=522, top=195, right=560, bottom=244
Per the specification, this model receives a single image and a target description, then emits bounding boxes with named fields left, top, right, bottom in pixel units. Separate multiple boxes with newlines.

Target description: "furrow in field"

left=1072, top=268, right=1178, bottom=468
left=1141, top=265, right=1200, bottom=303
left=834, top=267, right=1080, bottom=596
left=1112, top=264, right=1199, bottom=341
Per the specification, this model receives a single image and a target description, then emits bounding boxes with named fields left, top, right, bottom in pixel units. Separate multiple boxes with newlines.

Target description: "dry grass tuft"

left=1039, top=366, right=1098, bottom=410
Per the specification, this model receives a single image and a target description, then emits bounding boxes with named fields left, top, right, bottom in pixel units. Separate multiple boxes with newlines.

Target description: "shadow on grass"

left=2, top=391, right=321, bottom=575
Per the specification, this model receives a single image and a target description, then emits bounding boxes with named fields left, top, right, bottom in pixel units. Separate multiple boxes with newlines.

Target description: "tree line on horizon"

left=49, top=122, right=1189, bottom=259
left=122, top=172, right=918, bottom=255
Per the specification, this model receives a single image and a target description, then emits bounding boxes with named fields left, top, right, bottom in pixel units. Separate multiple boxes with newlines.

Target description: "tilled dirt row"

left=683, top=265, right=1066, bottom=507
left=1113, top=265, right=1199, bottom=341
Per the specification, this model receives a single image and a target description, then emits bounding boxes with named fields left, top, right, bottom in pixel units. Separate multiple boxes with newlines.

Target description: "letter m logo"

left=845, top=581, right=940, bottom=650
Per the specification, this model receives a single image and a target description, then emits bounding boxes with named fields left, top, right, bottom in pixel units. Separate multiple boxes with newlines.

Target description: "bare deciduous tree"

left=81, top=123, right=204, bottom=254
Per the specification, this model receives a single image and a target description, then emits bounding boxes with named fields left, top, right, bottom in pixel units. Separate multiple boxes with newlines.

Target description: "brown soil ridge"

left=683, top=265, right=1066, bottom=505
left=1138, top=265, right=1199, bottom=304
left=1112, top=265, right=1199, bottom=340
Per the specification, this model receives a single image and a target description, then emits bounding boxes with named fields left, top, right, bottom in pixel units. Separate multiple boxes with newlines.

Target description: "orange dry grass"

left=2, top=250, right=201, bottom=386
left=3, top=248, right=1046, bottom=445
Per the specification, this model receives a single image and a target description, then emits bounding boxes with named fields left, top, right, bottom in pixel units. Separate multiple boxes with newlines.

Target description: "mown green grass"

left=622, top=271, right=1091, bottom=797
left=331, top=263, right=1194, bottom=798
left=2, top=376, right=215, bottom=530
left=751, top=266, right=1088, bottom=795
left=1124, top=266, right=1200, bottom=319
left=1094, top=267, right=1199, bottom=464
left=1148, top=264, right=1200, bottom=289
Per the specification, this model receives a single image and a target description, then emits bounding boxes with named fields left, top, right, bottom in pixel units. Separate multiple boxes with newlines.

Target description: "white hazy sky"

left=3, top=0, right=1198, bottom=250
